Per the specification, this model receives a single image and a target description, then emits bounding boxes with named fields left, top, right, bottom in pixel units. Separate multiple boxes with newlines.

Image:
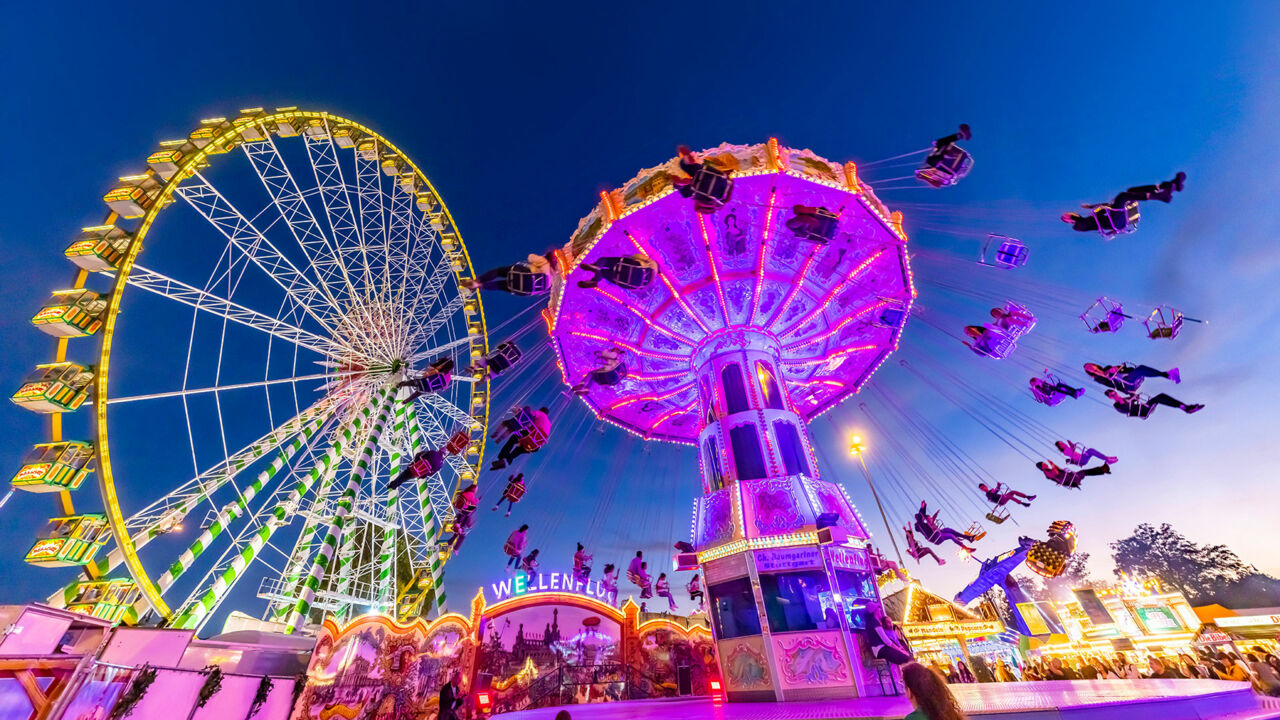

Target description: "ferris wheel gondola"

left=10, top=108, right=489, bottom=631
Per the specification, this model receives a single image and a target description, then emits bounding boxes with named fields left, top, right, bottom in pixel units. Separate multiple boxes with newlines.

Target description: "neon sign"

left=491, top=571, right=617, bottom=606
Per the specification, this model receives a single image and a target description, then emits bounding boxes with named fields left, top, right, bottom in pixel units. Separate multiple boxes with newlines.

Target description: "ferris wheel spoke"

left=383, top=182, right=415, bottom=302
left=62, top=402, right=338, bottom=614
left=417, top=392, right=480, bottom=431
left=175, top=174, right=344, bottom=340
left=263, top=444, right=347, bottom=621
left=353, top=154, right=389, bottom=294
left=114, top=265, right=333, bottom=355
left=170, top=389, right=381, bottom=630
left=120, top=399, right=338, bottom=537
left=303, top=130, right=373, bottom=296
left=141, top=408, right=336, bottom=605
left=400, top=210, right=443, bottom=317
left=242, top=137, right=357, bottom=306
left=102, top=371, right=343, bottom=406
left=406, top=334, right=483, bottom=366
left=405, top=292, right=467, bottom=351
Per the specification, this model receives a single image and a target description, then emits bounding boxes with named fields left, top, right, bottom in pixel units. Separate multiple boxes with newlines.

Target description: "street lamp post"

left=850, top=434, right=905, bottom=567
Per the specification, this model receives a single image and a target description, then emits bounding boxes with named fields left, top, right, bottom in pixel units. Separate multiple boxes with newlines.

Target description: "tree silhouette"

left=1110, top=523, right=1280, bottom=606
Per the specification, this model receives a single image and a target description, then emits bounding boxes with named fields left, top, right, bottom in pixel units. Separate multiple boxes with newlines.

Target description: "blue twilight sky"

left=2, top=2, right=1280, bottom=629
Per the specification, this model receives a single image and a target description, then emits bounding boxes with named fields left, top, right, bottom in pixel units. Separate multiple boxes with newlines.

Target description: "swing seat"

left=1122, top=396, right=1155, bottom=420
left=503, top=541, right=520, bottom=557
left=1030, top=384, right=1066, bottom=407
left=791, top=208, right=840, bottom=245
left=690, top=165, right=734, bottom=212
left=977, top=329, right=1017, bottom=359
left=916, top=145, right=973, bottom=188
left=876, top=305, right=907, bottom=330
left=503, top=482, right=526, bottom=502
left=510, top=407, right=549, bottom=447
left=998, top=303, right=1037, bottom=338
left=1144, top=306, right=1184, bottom=340
left=965, top=522, right=986, bottom=541
left=1093, top=202, right=1140, bottom=239
left=486, top=342, right=523, bottom=375
left=1081, top=297, right=1126, bottom=334
left=994, top=237, right=1028, bottom=268
left=979, top=235, right=1028, bottom=269
left=418, top=372, right=450, bottom=394
left=453, top=489, right=478, bottom=512
left=506, top=265, right=552, bottom=296
left=408, top=458, right=433, bottom=479
left=445, top=430, right=470, bottom=456
left=593, top=364, right=627, bottom=387
left=986, top=508, right=1010, bottom=524
left=611, top=257, right=657, bottom=290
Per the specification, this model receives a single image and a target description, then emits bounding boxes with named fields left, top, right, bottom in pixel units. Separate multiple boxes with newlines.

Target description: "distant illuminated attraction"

left=548, top=140, right=915, bottom=700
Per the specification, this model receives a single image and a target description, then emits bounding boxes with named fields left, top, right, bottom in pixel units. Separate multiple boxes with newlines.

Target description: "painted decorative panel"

left=718, top=636, right=772, bottom=692
left=772, top=630, right=852, bottom=690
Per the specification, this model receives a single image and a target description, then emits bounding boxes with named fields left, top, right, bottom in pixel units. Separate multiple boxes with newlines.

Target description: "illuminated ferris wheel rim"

left=546, top=139, right=916, bottom=445
left=46, top=108, right=489, bottom=621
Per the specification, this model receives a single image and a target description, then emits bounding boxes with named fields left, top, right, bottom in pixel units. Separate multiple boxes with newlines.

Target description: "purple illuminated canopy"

left=548, top=141, right=915, bottom=443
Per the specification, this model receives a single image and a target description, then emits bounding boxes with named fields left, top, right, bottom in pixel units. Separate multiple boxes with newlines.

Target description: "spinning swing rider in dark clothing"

left=390, top=448, right=445, bottom=491
left=396, top=357, right=455, bottom=401
left=1062, top=172, right=1187, bottom=232
left=490, top=406, right=552, bottom=470
left=1084, top=362, right=1178, bottom=392
left=925, top=124, right=971, bottom=166
left=914, top=501, right=983, bottom=551
left=1105, top=389, right=1203, bottom=418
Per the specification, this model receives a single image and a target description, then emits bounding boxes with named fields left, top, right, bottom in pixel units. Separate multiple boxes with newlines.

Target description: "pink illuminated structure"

left=546, top=140, right=915, bottom=701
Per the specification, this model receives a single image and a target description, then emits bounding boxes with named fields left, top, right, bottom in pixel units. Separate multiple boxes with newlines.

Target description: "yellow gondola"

left=25, top=514, right=112, bottom=568
left=65, top=579, right=142, bottom=624
left=65, top=225, right=132, bottom=273
left=31, top=289, right=107, bottom=337
left=146, top=148, right=185, bottom=180
left=235, top=108, right=266, bottom=142
left=356, top=140, right=379, bottom=161
left=103, top=175, right=160, bottom=218
left=380, top=154, right=402, bottom=176
left=398, top=172, right=417, bottom=194
left=11, top=362, right=94, bottom=413
left=12, top=441, right=95, bottom=493
left=302, top=117, right=329, bottom=139
left=332, top=124, right=360, bottom=148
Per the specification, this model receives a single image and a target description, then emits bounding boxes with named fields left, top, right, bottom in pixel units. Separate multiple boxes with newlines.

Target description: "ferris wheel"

left=11, top=108, right=488, bottom=633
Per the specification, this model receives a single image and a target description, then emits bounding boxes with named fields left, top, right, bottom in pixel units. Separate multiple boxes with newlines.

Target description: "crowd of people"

left=925, top=648, right=1280, bottom=696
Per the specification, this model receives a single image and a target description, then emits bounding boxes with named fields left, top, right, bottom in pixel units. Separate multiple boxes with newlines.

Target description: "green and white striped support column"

left=331, top=525, right=361, bottom=624
left=151, top=413, right=331, bottom=599
left=169, top=395, right=376, bottom=630
left=46, top=402, right=332, bottom=610
left=285, top=393, right=394, bottom=633
left=375, top=403, right=408, bottom=613
left=269, top=460, right=344, bottom=620
left=405, top=404, right=447, bottom=616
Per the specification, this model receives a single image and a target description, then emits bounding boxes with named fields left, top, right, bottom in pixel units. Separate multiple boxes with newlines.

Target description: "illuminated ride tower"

left=546, top=140, right=914, bottom=701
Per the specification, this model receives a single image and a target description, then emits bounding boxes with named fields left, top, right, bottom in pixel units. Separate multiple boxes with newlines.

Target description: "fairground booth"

left=882, top=581, right=1008, bottom=668
left=1021, top=580, right=1203, bottom=663
left=1195, top=606, right=1280, bottom=656
left=293, top=576, right=718, bottom=719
